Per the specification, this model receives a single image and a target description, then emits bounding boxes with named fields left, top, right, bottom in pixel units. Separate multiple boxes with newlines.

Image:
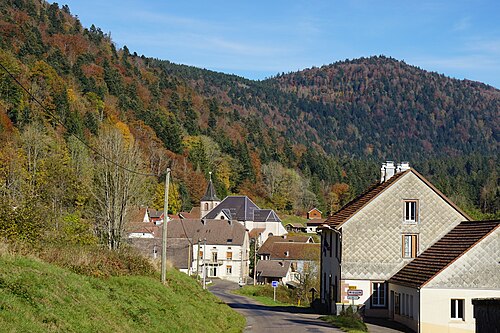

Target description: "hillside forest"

left=0, top=1, right=498, bottom=249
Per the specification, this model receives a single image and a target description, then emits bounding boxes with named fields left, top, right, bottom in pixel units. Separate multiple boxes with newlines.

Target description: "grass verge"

left=235, top=285, right=301, bottom=307
left=0, top=251, right=244, bottom=332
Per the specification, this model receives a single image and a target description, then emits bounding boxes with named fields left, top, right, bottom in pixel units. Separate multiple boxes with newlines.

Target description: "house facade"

left=388, top=220, right=500, bottom=333
left=203, top=195, right=286, bottom=244
left=189, top=219, right=250, bottom=283
left=320, top=161, right=471, bottom=316
left=257, top=235, right=319, bottom=286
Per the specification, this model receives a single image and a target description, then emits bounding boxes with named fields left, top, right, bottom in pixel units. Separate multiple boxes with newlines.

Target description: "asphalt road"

left=209, top=280, right=341, bottom=333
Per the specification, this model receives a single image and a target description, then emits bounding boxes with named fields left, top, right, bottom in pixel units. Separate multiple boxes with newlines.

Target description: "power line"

left=0, top=61, right=157, bottom=177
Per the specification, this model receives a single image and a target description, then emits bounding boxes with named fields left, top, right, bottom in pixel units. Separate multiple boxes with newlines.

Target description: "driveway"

left=209, top=280, right=341, bottom=333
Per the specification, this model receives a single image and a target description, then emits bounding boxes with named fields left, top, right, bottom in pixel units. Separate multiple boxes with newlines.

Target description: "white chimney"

left=385, top=161, right=395, bottom=180
left=397, top=161, right=410, bottom=173
left=380, top=162, right=387, bottom=183
left=381, top=161, right=396, bottom=183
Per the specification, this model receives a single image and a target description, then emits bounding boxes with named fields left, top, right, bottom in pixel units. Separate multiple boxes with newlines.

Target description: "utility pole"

left=196, top=239, right=200, bottom=281
left=187, top=242, right=192, bottom=276
left=202, top=238, right=207, bottom=289
left=253, top=238, right=258, bottom=285
left=161, top=168, right=171, bottom=285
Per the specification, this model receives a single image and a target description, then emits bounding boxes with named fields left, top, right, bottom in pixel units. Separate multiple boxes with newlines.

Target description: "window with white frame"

left=404, top=200, right=418, bottom=223
left=451, top=299, right=464, bottom=320
left=402, top=234, right=418, bottom=258
left=226, top=265, right=232, bottom=275
left=372, top=282, right=386, bottom=307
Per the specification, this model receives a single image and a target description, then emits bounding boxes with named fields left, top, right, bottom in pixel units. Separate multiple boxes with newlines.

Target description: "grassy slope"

left=0, top=254, right=244, bottom=333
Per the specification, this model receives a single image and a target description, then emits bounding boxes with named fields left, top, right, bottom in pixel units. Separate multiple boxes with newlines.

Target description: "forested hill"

left=0, top=0, right=498, bottom=223
left=269, top=57, right=499, bottom=158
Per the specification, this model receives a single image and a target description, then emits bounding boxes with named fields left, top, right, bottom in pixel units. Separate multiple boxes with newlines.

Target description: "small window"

left=226, top=265, right=232, bottom=275
left=404, top=200, right=418, bottom=223
left=402, top=234, right=418, bottom=258
left=226, top=252, right=232, bottom=260
left=199, top=251, right=203, bottom=259
left=451, top=299, right=464, bottom=320
left=204, top=203, right=209, bottom=210
left=212, top=252, right=218, bottom=262
left=372, top=282, right=386, bottom=307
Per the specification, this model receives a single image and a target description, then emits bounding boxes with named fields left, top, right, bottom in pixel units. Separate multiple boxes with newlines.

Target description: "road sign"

left=347, top=289, right=363, bottom=296
left=347, top=296, right=360, bottom=300
left=271, top=281, right=278, bottom=288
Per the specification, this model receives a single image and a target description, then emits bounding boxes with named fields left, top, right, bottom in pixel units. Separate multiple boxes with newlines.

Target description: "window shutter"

left=401, top=235, right=405, bottom=257
left=411, top=235, right=417, bottom=258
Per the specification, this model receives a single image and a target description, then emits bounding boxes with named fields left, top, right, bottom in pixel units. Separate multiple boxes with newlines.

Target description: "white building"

left=203, top=195, right=286, bottom=244
left=388, top=220, right=500, bottom=333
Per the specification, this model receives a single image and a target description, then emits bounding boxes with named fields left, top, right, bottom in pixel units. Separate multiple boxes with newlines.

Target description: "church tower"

left=200, top=172, right=220, bottom=218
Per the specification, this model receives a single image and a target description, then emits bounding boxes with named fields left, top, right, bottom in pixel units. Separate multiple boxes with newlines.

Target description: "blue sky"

left=59, top=0, right=500, bottom=88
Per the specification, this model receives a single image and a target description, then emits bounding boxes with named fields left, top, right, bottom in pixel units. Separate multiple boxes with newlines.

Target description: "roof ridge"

left=324, top=170, right=409, bottom=228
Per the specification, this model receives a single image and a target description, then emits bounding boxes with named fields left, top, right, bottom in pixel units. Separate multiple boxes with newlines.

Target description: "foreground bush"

left=320, top=306, right=368, bottom=333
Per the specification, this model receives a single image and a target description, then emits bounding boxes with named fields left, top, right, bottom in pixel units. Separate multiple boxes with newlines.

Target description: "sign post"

left=347, top=289, right=363, bottom=306
left=272, top=281, right=278, bottom=302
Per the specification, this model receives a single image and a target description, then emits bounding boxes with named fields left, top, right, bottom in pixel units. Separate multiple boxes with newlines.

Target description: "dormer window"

left=404, top=200, right=418, bottom=223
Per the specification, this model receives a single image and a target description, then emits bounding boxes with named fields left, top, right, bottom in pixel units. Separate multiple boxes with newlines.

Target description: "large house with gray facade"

left=319, top=161, right=471, bottom=317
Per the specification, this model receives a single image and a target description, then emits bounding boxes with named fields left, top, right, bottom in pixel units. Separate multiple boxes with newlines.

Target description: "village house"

left=307, top=208, right=323, bottom=220
left=305, top=208, right=326, bottom=233
left=319, top=161, right=471, bottom=317
left=388, top=220, right=500, bottom=333
left=256, top=235, right=319, bottom=286
left=285, top=222, right=307, bottom=233
left=128, top=217, right=250, bottom=283
left=202, top=181, right=286, bottom=244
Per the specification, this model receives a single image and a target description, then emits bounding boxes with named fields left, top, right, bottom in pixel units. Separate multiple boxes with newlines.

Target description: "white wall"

left=420, top=288, right=500, bottom=333
left=320, top=229, right=341, bottom=313
left=190, top=235, right=250, bottom=284
left=389, top=283, right=419, bottom=332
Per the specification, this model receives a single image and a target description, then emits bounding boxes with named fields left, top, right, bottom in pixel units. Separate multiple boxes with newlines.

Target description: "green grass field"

left=0, top=253, right=244, bottom=333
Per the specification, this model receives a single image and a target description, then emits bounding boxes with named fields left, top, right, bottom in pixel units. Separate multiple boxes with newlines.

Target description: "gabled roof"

left=164, top=218, right=247, bottom=246
left=306, top=219, right=327, bottom=226
left=127, top=207, right=148, bottom=224
left=254, top=209, right=281, bottom=222
left=201, top=179, right=220, bottom=201
left=308, top=208, right=322, bottom=214
left=256, top=260, right=291, bottom=278
left=323, top=169, right=471, bottom=229
left=203, top=196, right=259, bottom=220
left=249, top=227, right=266, bottom=238
left=258, top=235, right=319, bottom=261
left=148, top=208, right=164, bottom=219
left=258, top=235, right=312, bottom=253
left=389, top=220, right=500, bottom=288
left=286, top=223, right=306, bottom=229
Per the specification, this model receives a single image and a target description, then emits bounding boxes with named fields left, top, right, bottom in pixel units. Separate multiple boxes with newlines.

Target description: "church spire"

left=201, top=172, right=219, bottom=201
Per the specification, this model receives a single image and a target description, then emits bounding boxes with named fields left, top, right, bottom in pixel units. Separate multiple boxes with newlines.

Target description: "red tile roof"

left=263, top=242, right=319, bottom=260
left=324, top=171, right=409, bottom=228
left=389, top=220, right=499, bottom=288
